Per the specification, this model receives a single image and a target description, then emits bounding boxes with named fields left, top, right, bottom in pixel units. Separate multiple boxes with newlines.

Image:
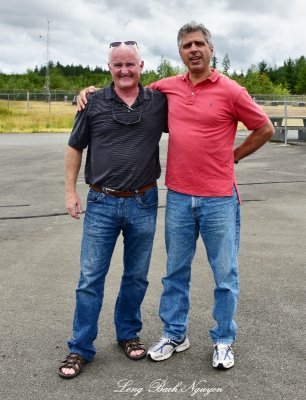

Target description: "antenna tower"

left=44, top=20, right=51, bottom=102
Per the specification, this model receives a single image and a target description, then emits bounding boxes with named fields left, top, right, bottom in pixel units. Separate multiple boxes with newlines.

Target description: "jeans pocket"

left=87, top=188, right=106, bottom=203
left=136, top=187, right=158, bottom=208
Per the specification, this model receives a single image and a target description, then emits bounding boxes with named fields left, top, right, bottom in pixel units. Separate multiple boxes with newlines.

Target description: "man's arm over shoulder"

left=76, top=76, right=178, bottom=110
left=147, top=75, right=179, bottom=92
left=77, top=85, right=97, bottom=111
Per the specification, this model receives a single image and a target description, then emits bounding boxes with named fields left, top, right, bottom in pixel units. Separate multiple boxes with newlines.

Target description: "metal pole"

left=284, top=98, right=288, bottom=145
left=44, top=20, right=51, bottom=104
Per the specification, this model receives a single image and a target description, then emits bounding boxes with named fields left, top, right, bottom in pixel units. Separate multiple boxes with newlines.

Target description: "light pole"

left=44, top=20, right=51, bottom=103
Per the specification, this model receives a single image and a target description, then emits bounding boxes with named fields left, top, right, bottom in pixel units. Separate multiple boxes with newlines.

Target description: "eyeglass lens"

left=109, top=41, right=138, bottom=48
left=112, top=99, right=142, bottom=125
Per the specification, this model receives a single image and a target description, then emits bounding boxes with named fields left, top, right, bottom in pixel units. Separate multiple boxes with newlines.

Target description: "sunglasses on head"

left=109, top=41, right=138, bottom=48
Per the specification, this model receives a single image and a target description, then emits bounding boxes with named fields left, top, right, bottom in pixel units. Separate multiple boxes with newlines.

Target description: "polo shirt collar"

left=182, top=68, right=220, bottom=84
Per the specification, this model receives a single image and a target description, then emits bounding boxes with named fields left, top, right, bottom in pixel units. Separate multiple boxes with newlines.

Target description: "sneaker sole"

left=147, top=340, right=190, bottom=362
left=212, top=361, right=234, bottom=369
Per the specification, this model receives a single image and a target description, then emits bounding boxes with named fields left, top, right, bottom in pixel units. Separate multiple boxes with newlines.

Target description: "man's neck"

left=114, top=85, right=139, bottom=107
left=188, top=68, right=213, bottom=85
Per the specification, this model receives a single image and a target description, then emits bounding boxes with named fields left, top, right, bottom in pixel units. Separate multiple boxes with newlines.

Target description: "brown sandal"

left=58, top=353, right=86, bottom=379
left=118, top=338, right=147, bottom=360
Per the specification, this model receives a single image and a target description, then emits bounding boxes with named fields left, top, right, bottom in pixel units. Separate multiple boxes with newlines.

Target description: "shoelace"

left=153, top=337, right=172, bottom=351
left=157, top=337, right=170, bottom=346
left=214, top=344, right=232, bottom=359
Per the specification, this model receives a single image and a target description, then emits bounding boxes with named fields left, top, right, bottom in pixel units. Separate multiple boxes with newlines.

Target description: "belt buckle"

left=104, top=187, right=118, bottom=195
left=105, top=187, right=115, bottom=193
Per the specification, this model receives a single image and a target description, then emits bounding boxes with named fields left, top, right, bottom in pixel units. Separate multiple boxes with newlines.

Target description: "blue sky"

left=0, top=0, right=305, bottom=74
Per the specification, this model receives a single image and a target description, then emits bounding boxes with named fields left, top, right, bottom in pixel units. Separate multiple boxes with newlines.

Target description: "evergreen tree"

left=258, top=61, right=268, bottom=74
left=222, top=54, right=230, bottom=75
left=211, top=53, right=218, bottom=69
left=141, top=70, right=159, bottom=86
left=294, top=56, right=306, bottom=94
left=242, top=65, right=288, bottom=94
left=0, top=55, right=304, bottom=94
left=157, top=57, right=176, bottom=78
left=283, top=58, right=296, bottom=93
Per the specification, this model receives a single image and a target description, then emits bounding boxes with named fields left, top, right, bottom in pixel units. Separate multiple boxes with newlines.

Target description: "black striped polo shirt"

left=68, top=82, right=168, bottom=191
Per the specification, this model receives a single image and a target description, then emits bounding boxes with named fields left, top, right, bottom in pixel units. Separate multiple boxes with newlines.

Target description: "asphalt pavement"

left=0, top=132, right=305, bottom=400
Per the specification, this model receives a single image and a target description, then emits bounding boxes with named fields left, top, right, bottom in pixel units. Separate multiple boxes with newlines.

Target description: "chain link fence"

left=0, top=91, right=305, bottom=141
left=0, top=90, right=77, bottom=112
left=0, top=91, right=79, bottom=132
left=250, top=95, right=306, bottom=144
left=1, top=90, right=305, bottom=110
left=252, top=94, right=306, bottom=105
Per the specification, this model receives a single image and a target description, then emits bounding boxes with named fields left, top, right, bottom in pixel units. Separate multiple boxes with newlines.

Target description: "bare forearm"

left=65, top=146, right=83, bottom=219
left=65, top=146, right=83, bottom=193
left=234, top=121, right=274, bottom=162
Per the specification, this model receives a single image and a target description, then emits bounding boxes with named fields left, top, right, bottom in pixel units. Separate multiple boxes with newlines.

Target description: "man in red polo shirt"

left=77, top=21, right=274, bottom=369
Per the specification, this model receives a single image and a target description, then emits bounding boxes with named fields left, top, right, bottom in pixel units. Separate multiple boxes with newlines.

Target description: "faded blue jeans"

left=160, top=188, right=240, bottom=344
left=68, top=187, right=158, bottom=361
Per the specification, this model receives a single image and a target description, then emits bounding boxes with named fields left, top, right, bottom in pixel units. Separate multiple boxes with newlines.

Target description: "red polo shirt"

left=149, top=69, right=269, bottom=197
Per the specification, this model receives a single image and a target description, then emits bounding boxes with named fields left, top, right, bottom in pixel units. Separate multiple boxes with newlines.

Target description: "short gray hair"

left=108, top=43, right=142, bottom=63
left=177, top=21, right=213, bottom=48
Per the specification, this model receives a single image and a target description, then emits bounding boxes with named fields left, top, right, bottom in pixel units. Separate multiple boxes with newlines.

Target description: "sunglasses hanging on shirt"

left=112, top=97, right=142, bottom=125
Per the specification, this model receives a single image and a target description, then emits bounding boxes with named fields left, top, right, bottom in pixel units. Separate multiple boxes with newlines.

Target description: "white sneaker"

left=212, top=343, right=234, bottom=369
left=147, top=336, right=190, bottom=361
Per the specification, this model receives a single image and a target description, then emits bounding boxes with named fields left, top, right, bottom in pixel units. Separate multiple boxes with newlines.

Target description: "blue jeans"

left=68, top=187, right=158, bottom=361
left=160, top=188, right=240, bottom=344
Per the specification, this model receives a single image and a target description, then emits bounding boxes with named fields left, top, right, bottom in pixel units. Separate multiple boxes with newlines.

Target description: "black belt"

left=89, top=182, right=157, bottom=197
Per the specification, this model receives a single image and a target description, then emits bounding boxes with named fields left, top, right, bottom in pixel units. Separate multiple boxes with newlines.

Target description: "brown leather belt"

left=89, top=182, right=157, bottom=197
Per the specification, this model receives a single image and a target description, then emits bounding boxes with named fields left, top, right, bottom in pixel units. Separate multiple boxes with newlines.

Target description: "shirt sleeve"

left=68, top=104, right=91, bottom=149
left=234, top=88, right=269, bottom=131
left=147, top=77, right=173, bottom=93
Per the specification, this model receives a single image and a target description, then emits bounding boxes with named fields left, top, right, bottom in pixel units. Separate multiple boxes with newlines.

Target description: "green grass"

left=1, top=99, right=304, bottom=133
left=0, top=100, right=76, bottom=133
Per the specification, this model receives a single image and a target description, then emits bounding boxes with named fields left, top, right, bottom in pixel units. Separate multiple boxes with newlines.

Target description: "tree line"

left=0, top=55, right=305, bottom=94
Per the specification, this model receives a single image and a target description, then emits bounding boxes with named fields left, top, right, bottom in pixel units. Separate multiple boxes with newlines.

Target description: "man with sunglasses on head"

left=58, top=41, right=167, bottom=379
left=77, top=22, right=274, bottom=370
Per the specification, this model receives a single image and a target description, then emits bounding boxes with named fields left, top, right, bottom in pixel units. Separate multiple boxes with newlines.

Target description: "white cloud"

left=0, top=0, right=305, bottom=74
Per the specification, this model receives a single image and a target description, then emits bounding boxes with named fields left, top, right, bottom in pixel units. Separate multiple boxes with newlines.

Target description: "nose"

left=120, top=65, right=130, bottom=74
left=190, top=42, right=198, bottom=52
